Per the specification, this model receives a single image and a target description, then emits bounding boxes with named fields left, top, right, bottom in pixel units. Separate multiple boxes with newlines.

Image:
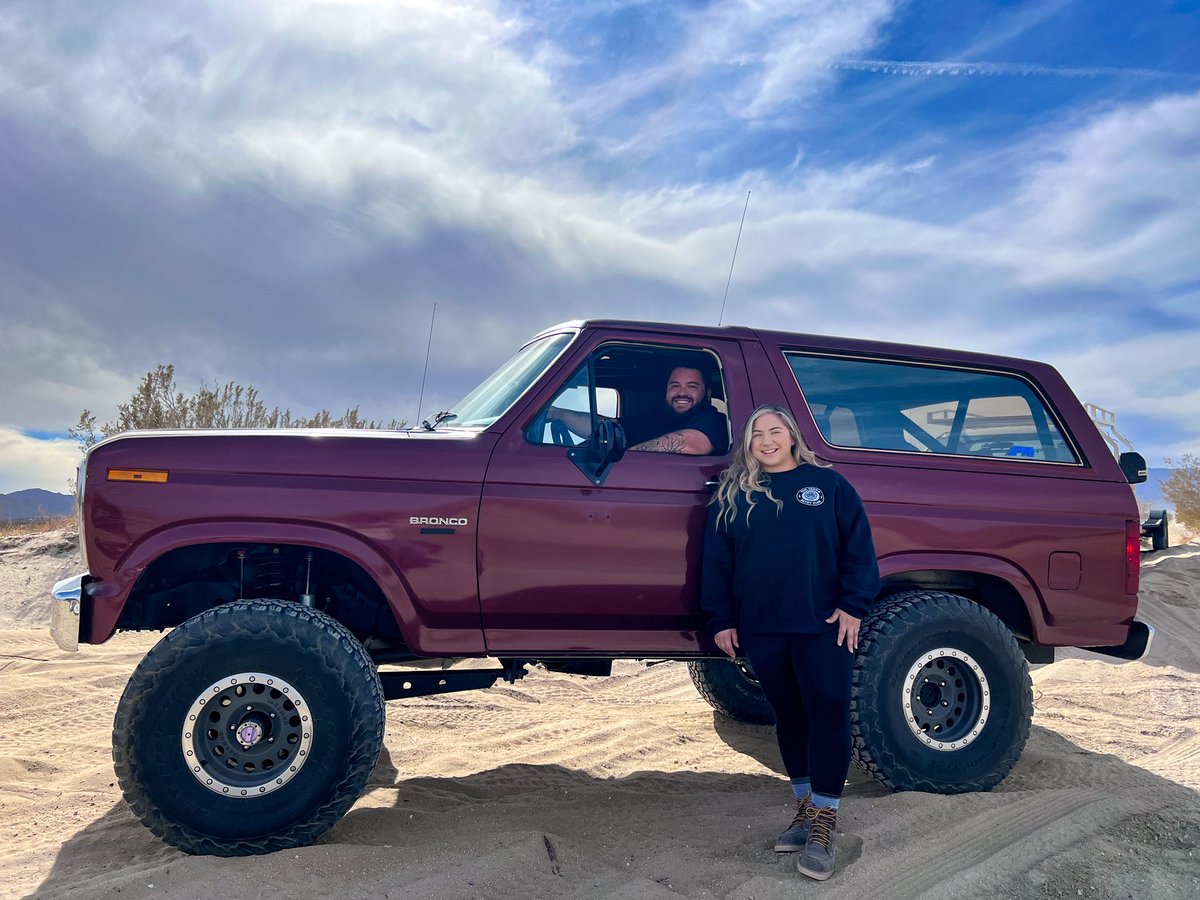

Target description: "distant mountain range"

left=0, top=489, right=74, bottom=522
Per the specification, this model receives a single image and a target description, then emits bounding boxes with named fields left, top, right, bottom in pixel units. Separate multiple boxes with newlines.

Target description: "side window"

left=527, top=342, right=731, bottom=455
left=786, top=353, right=1078, bottom=463
left=525, top=362, right=618, bottom=446
left=956, top=396, right=1070, bottom=460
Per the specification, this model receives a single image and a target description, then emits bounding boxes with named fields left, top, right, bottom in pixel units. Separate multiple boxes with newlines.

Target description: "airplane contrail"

left=831, top=59, right=1198, bottom=80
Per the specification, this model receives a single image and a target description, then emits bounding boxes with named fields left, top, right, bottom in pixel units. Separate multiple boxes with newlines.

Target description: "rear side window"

left=785, top=353, right=1079, bottom=464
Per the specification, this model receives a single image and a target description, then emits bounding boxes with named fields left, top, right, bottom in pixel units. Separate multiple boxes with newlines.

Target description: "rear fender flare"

left=878, top=552, right=1047, bottom=643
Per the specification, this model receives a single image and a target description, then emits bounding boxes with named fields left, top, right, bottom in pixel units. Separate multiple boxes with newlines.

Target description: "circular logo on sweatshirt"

left=798, top=487, right=825, bottom=506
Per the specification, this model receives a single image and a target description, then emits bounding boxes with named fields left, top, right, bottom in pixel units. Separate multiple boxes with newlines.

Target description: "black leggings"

left=739, top=629, right=854, bottom=798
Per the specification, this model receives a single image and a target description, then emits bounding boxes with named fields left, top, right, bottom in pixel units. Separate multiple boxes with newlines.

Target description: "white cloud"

left=0, top=0, right=576, bottom=195
left=0, top=0, right=906, bottom=295
left=1050, top=329, right=1200, bottom=460
left=0, top=428, right=79, bottom=495
left=0, top=0, right=1197, bottom=469
left=0, top=266, right=139, bottom=432
left=569, top=0, right=900, bottom=155
left=738, top=1, right=898, bottom=117
left=972, top=92, right=1200, bottom=289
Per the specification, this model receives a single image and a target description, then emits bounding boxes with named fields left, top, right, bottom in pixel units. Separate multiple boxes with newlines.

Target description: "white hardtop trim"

left=527, top=321, right=583, bottom=344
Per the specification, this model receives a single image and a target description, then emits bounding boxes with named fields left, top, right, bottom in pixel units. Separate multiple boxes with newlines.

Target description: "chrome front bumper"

left=50, top=574, right=85, bottom=652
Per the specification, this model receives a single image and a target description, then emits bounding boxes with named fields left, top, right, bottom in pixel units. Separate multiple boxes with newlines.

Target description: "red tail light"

left=1125, top=521, right=1140, bottom=595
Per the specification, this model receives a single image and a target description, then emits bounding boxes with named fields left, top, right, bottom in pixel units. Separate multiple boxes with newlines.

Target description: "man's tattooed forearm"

left=630, top=431, right=689, bottom=453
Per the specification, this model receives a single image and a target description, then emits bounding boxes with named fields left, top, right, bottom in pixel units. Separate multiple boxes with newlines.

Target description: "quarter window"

left=785, top=354, right=1078, bottom=463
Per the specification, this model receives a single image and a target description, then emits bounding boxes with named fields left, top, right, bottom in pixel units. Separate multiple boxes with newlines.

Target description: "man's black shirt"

left=621, top=403, right=729, bottom=454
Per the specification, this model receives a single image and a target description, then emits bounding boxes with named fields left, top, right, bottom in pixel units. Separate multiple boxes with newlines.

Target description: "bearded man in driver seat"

left=548, top=365, right=729, bottom=456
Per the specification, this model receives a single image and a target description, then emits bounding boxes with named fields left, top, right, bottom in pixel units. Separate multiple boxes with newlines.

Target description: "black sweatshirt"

left=700, top=465, right=880, bottom=635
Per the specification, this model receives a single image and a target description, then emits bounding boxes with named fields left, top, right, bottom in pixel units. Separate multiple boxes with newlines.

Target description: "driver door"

left=476, top=332, right=751, bottom=655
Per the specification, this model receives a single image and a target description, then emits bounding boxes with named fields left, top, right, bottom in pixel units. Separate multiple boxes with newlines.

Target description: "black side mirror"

left=1119, top=451, right=1147, bottom=484
left=568, top=420, right=627, bottom=485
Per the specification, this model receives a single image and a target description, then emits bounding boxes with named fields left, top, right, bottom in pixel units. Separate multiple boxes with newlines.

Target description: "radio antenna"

left=415, top=301, right=437, bottom=428
left=717, top=190, right=750, bottom=326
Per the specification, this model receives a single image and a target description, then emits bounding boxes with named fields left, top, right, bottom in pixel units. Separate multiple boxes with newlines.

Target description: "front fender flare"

left=87, top=521, right=477, bottom=653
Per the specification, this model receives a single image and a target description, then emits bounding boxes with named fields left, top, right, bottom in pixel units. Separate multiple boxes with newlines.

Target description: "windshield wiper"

left=420, top=410, right=458, bottom=431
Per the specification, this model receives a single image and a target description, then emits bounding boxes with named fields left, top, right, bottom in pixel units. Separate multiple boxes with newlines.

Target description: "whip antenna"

left=717, top=190, right=750, bottom=326
left=415, top=301, right=437, bottom=428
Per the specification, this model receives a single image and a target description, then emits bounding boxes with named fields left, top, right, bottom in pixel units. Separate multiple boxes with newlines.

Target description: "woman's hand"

left=714, top=628, right=740, bottom=658
left=825, top=609, right=862, bottom=653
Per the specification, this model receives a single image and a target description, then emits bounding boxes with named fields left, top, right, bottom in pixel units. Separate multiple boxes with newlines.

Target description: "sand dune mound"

left=0, top=530, right=80, bottom=631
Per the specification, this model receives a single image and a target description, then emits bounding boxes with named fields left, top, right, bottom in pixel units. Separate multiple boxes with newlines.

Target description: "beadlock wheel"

left=113, top=598, right=385, bottom=856
left=851, top=590, right=1033, bottom=793
left=181, top=673, right=314, bottom=797
left=901, top=647, right=989, bottom=751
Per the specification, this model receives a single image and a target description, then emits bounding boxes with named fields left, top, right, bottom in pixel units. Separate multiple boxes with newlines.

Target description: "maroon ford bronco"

left=51, top=319, right=1152, bottom=856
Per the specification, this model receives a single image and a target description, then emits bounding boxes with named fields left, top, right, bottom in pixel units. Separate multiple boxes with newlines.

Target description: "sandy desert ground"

left=2, top=529, right=1199, bottom=899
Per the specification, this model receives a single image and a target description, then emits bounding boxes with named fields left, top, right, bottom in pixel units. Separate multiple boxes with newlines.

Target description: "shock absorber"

left=300, top=551, right=315, bottom=607
left=236, top=549, right=246, bottom=600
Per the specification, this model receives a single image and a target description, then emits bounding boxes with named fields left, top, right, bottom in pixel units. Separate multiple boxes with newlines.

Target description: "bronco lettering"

left=409, top=516, right=468, bottom=526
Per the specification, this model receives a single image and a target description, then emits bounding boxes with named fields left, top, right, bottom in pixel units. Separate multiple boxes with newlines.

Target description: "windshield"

left=450, top=331, right=575, bottom=428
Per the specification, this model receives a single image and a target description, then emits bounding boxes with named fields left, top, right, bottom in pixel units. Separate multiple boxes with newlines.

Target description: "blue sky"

left=1, top=0, right=1198, bottom=494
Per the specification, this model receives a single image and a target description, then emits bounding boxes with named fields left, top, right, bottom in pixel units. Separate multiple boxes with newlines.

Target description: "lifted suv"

left=52, top=319, right=1151, bottom=856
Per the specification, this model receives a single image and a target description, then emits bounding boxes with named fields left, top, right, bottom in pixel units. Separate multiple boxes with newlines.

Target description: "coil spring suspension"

left=252, top=560, right=289, bottom=598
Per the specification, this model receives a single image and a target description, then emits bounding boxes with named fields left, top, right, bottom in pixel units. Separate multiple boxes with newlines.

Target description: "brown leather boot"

left=797, top=805, right=838, bottom=880
left=774, top=794, right=815, bottom=852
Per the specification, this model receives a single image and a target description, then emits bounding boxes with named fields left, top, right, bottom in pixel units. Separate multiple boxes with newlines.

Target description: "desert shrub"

left=1162, top=453, right=1200, bottom=529
left=70, top=365, right=403, bottom=450
left=0, top=515, right=76, bottom=539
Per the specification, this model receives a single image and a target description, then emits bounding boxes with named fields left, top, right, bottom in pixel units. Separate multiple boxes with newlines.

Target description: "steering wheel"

left=550, top=420, right=572, bottom=446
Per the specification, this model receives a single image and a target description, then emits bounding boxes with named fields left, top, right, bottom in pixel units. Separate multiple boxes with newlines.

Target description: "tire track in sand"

left=812, top=788, right=1108, bottom=900
left=1135, top=733, right=1200, bottom=788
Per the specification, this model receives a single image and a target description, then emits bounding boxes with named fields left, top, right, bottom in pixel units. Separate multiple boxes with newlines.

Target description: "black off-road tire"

left=1151, top=518, right=1170, bottom=552
left=688, top=658, right=776, bottom=725
left=113, top=598, right=385, bottom=856
left=851, top=590, right=1032, bottom=793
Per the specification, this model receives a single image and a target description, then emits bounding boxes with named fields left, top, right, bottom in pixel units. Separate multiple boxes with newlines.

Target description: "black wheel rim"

left=901, top=648, right=990, bottom=751
left=181, top=673, right=314, bottom=797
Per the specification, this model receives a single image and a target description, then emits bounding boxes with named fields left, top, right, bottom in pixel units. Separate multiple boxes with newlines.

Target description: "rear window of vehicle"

left=785, top=353, right=1079, bottom=464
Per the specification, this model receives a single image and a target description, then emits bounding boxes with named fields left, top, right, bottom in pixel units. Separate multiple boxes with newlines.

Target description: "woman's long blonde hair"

left=712, top=404, right=830, bottom=529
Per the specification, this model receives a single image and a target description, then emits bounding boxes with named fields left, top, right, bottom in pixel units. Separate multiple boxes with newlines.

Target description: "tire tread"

left=687, top=659, right=775, bottom=725
left=850, top=590, right=1032, bottom=794
left=113, top=598, right=385, bottom=856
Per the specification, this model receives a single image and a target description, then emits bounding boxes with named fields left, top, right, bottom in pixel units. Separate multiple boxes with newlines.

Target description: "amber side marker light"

left=107, top=468, right=169, bottom=484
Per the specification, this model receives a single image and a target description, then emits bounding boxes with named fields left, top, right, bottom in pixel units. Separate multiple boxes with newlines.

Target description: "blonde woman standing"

left=701, top=404, right=880, bottom=881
